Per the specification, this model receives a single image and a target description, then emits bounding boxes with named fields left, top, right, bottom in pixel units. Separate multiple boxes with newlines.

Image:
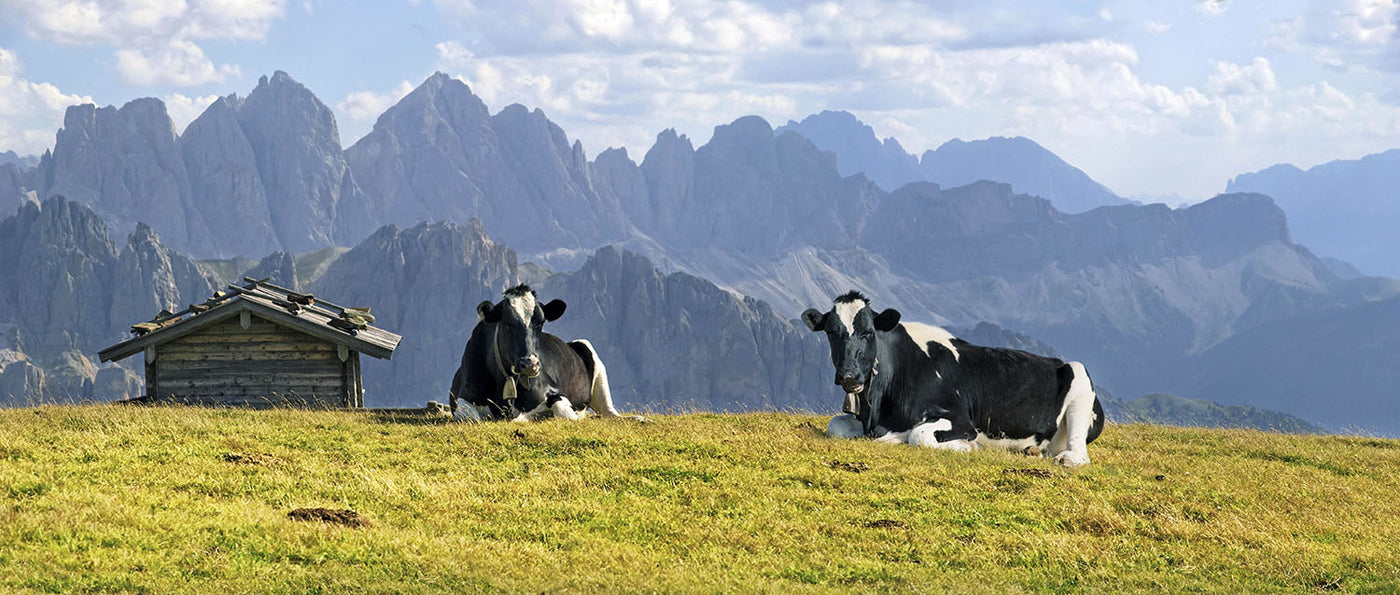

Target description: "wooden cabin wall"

left=149, top=315, right=353, bottom=408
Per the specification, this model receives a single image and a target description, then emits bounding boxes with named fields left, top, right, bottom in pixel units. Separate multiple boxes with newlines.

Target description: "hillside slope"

left=1, top=406, right=1396, bottom=592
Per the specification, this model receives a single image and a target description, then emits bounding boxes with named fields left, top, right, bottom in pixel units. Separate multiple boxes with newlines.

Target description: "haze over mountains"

left=2, top=71, right=1398, bottom=435
left=777, top=110, right=1127, bottom=213
left=1227, top=151, right=1400, bottom=279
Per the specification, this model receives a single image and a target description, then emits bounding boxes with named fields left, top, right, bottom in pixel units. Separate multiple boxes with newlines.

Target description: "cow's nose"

left=514, top=356, right=540, bottom=375
left=837, top=372, right=857, bottom=386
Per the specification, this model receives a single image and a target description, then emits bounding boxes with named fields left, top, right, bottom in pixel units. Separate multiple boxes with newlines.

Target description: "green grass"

left=2, top=406, right=1398, bottom=593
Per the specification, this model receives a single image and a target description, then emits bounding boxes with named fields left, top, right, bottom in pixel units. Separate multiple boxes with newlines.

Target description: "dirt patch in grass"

left=287, top=508, right=368, bottom=527
left=1002, top=468, right=1053, bottom=479
left=864, top=519, right=908, bottom=529
left=829, top=460, right=870, bottom=473
left=223, top=452, right=280, bottom=466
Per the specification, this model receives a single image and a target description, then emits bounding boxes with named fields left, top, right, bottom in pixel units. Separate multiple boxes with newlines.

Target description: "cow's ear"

left=801, top=308, right=827, bottom=332
left=542, top=299, right=567, bottom=322
left=873, top=308, right=901, bottom=332
left=478, top=300, right=501, bottom=323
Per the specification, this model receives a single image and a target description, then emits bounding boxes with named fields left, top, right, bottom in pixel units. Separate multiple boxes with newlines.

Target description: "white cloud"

left=9, top=0, right=286, bottom=45
left=1266, top=0, right=1400, bottom=72
left=1197, top=0, right=1230, bottom=18
left=163, top=92, right=221, bottom=134
left=116, top=40, right=240, bottom=86
left=0, top=46, right=92, bottom=155
left=1207, top=57, right=1278, bottom=95
left=335, top=80, right=415, bottom=143
left=3, top=0, right=286, bottom=87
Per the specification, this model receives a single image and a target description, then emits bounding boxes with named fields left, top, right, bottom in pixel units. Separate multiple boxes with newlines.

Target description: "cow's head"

left=802, top=291, right=901, bottom=398
left=477, top=284, right=567, bottom=381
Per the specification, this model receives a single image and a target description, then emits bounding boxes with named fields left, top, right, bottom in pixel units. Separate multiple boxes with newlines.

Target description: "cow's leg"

left=510, top=400, right=552, bottom=423
left=549, top=394, right=585, bottom=421
left=908, top=418, right=979, bottom=452
left=825, top=414, right=863, bottom=438
left=1049, top=361, right=1097, bottom=467
left=570, top=340, right=646, bottom=421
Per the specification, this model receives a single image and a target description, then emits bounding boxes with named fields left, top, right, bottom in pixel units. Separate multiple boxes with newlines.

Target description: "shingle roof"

left=98, top=277, right=401, bottom=362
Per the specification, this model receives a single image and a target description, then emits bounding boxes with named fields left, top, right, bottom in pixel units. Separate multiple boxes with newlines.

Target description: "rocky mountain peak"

left=776, top=110, right=919, bottom=191
left=236, top=70, right=373, bottom=253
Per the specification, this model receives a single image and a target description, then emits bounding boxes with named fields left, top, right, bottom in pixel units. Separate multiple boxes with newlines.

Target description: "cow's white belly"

left=976, top=433, right=1050, bottom=455
left=909, top=419, right=977, bottom=452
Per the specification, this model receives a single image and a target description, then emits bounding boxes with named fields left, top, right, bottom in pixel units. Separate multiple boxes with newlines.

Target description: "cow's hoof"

left=1054, top=451, right=1090, bottom=467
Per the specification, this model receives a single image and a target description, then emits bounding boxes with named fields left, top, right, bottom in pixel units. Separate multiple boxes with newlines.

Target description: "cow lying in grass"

left=802, top=291, right=1103, bottom=466
left=450, top=285, right=642, bottom=422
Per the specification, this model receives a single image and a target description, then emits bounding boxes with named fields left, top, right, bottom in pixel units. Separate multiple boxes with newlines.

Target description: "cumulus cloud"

left=1197, top=0, right=1230, bottom=18
left=3, top=0, right=285, bottom=86
left=1265, top=0, right=1400, bottom=71
left=1206, top=57, right=1278, bottom=95
left=163, top=92, right=221, bottom=134
left=116, top=40, right=240, bottom=86
left=335, top=80, right=416, bottom=143
left=0, top=46, right=93, bottom=155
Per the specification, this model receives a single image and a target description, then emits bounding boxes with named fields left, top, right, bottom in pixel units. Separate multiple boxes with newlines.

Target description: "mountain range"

left=777, top=110, right=1127, bottom=213
left=3, top=71, right=1398, bottom=434
left=1227, top=150, right=1400, bottom=278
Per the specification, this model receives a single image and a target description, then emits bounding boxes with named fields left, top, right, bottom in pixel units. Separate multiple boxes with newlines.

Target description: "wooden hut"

left=99, top=278, right=400, bottom=408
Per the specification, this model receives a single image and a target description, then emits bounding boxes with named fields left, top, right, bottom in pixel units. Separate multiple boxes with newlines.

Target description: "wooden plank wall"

left=150, top=315, right=351, bottom=408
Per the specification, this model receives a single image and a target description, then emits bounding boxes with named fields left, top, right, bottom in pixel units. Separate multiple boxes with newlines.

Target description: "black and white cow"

left=802, top=291, right=1104, bottom=466
left=449, top=285, right=640, bottom=422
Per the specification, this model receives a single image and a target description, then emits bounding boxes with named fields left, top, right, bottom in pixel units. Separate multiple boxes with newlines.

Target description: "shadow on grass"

left=365, top=409, right=456, bottom=426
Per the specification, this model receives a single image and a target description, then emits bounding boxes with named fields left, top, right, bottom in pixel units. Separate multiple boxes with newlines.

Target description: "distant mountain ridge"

left=0, top=151, right=37, bottom=170
left=8, top=72, right=373, bottom=259
left=777, top=110, right=1127, bottom=213
left=1226, top=149, right=1400, bottom=278
left=0, top=197, right=1325, bottom=434
left=3, top=70, right=1397, bottom=434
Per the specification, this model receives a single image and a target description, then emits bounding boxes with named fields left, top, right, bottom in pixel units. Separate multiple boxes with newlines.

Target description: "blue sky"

left=2, top=1, right=1399, bottom=200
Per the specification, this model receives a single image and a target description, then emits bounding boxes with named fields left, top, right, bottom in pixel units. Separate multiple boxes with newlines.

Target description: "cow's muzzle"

left=512, top=356, right=541, bottom=379
left=837, top=373, right=864, bottom=394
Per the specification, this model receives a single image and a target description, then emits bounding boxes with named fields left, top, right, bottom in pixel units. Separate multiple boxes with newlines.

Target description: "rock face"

left=309, top=220, right=519, bottom=406
left=237, top=71, right=376, bottom=253
left=543, top=246, right=832, bottom=412
left=918, top=137, right=1125, bottom=214
left=107, top=222, right=215, bottom=346
left=0, top=197, right=215, bottom=403
left=777, top=110, right=1125, bottom=213
left=33, top=99, right=214, bottom=255
left=180, top=94, right=280, bottom=258
left=27, top=71, right=372, bottom=260
left=625, top=117, right=880, bottom=257
left=0, top=151, right=38, bottom=169
left=308, top=222, right=835, bottom=412
left=1, top=163, right=29, bottom=217
left=242, top=252, right=299, bottom=291
left=776, top=110, right=921, bottom=192
left=1226, top=150, right=1400, bottom=278
left=345, top=73, right=630, bottom=263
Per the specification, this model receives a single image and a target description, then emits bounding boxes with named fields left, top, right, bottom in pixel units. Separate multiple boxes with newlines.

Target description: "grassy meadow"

left=1, top=405, right=1398, bottom=592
